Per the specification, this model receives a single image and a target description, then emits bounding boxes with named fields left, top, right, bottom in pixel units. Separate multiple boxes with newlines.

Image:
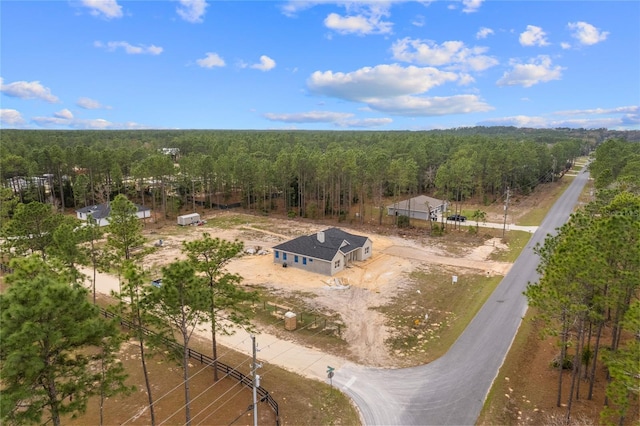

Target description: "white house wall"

left=387, top=208, right=430, bottom=221
left=76, top=209, right=150, bottom=227
left=360, top=239, right=373, bottom=261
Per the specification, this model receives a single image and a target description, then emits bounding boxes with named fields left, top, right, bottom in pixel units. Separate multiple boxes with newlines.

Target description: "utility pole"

left=502, top=187, right=510, bottom=238
left=251, top=335, right=261, bottom=426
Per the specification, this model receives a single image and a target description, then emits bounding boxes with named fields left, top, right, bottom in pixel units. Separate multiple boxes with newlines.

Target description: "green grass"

left=201, top=213, right=254, bottom=229
left=517, top=179, right=573, bottom=226
left=490, top=230, right=532, bottom=263
left=516, top=169, right=581, bottom=226
left=377, top=270, right=503, bottom=365
left=477, top=309, right=538, bottom=426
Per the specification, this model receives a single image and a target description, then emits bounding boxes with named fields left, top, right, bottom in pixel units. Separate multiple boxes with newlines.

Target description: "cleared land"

left=57, top=161, right=637, bottom=425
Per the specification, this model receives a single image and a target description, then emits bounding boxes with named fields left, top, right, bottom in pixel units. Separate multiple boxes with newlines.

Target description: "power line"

left=190, top=318, right=339, bottom=425
left=119, top=330, right=254, bottom=426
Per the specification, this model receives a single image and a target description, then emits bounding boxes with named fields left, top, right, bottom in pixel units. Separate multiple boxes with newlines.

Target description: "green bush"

left=397, top=215, right=410, bottom=228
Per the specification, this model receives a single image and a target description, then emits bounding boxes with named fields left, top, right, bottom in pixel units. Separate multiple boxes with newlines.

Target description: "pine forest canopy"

left=1, top=127, right=637, bottom=219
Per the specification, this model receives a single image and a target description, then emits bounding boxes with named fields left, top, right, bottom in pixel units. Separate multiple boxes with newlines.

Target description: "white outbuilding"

left=177, top=213, right=201, bottom=226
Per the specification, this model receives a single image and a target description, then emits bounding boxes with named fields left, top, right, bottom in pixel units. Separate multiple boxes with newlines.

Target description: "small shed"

left=177, top=213, right=201, bottom=226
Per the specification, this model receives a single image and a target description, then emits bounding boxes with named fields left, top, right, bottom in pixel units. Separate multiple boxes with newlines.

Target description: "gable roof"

left=76, top=203, right=150, bottom=220
left=273, top=228, right=369, bottom=261
left=387, top=195, right=445, bottom=213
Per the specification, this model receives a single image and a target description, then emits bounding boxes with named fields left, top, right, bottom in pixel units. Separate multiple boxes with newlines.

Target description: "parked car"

left=447, top=214, right=467, bottom=222
left=151, top=279, right=162, bottom=288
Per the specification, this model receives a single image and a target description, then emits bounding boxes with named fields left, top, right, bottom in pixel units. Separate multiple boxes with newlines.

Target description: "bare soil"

left=140, top=213, right=511, bottom=368
left=52, top=168, right=637, bottom=425
left=65, top=334, right=278, bottom=426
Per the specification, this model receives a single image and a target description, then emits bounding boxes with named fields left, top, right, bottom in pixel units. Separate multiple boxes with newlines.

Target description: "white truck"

left=177, top=213, right=201, bottom=226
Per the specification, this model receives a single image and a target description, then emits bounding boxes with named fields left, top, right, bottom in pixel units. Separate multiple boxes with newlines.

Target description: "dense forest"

left=0, top=127, right=635, bottom=222
left=525, top=138, right=640, bottom=425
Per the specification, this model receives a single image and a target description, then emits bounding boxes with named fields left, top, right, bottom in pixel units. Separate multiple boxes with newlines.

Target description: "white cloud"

left=462, top=0, right=484, bottom=13
left=391, top=38, right=498, bottom=71
left=568, top=21, right=609, bottom=45
left=94, top=41, right=163, bottom=55
left=264, top=110, right=354, bottom=123
left=263, top=110, right=393, bottom=128
left=560, top=42, right=571, bottom=50
left=0, top=109, right=26, bottom=126
left=555, top=106, right=638, bottom=116
left=553, top=105, right=640, bottom=128
left=196, top=52, right=226, bottom=68
left=307, top=63, right=492, bottom=117
left=496, top=55, right=564, bottom=88
left=324, top=11, right=392, bottom=35
left=412, top=15, right=425, bottom=27
left=77, top=97, right=110, bottom=109
left=480, top=114, right=636, bottom=130
left=281, top=1, right=395, bottom=34
left=31, top=116, right=72, bottom=127
left=366, top=94, right=493, bottom=116
left=457, top=73, right=475, bottom=85
left=339, top=117, right=393, bottom=128
left=519, top=25, right=549, bottom=47
left=279, top=0, right=317, bottom=17
left=54, top=109, right=74, bottom=119
left=479, top=105, right=640, bottom=130
left=0, top=78, right=59, bottom=103
left=251, top=55, right=276, bottom=71
left=480, top=115, right=549, bottom=128
left=80, top=0, right=123, bottom=19
left=476, top=27, right=494, bottom=39
left=307, top=64, right=459, bottom=101
left=177, top=0, right=208, bottom=23
left=31, top=113, right=147, bottom=130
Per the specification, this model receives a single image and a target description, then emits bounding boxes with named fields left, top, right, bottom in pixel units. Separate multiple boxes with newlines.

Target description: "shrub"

left=397, top=215, right=410, bottom=228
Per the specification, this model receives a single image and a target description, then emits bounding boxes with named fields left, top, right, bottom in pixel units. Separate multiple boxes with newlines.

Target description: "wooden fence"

left=100, top=308, right=280, bottom=425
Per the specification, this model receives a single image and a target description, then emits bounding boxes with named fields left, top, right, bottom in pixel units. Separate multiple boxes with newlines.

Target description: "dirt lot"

left=139, top=212, right=512, bottom=368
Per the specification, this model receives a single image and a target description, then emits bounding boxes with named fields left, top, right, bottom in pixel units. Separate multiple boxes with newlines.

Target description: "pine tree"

left=0, top=257, right=129, bottom=426
left=182, top=233, right=258, bottom=381
left=147, top=261, right=209, bottom=425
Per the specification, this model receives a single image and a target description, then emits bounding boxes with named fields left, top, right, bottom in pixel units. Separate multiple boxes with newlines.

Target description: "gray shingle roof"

left=387, top=195, right=445, bottom=213
left=273, top=228, right=368, bottom=261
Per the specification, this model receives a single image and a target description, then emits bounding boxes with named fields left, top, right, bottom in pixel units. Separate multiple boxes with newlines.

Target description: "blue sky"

left=1, top=0, right=638, bottom=131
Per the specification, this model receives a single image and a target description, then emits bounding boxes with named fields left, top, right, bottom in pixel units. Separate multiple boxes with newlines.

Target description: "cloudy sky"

left=1, top=0, right=638, bottom=131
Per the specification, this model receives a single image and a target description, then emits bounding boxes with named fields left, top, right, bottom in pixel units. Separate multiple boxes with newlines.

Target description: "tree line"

left=0, top=128, right=601, bottom=222
left=525, top=139, right=640, bottom=425
left=0, top=194, right=256, bottom=426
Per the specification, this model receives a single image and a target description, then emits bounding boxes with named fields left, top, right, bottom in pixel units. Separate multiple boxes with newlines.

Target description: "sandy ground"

left=84, top=212, right=514, bottom=379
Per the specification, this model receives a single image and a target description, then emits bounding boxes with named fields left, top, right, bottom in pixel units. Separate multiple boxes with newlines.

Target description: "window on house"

left=294, top=255, right=299, bottom=263
left=303, top=257, right=307, bottom=265
left=365, top=247, right=369, bottom=254
left=283, top=253, right=287, bottom=260
left=334, top=260, right=341, bottom=268
left=275, top=251, right=279, bottom=259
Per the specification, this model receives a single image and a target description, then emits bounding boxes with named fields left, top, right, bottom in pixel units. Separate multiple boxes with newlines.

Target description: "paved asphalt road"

left=333, top=168, right=591, bottom=425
